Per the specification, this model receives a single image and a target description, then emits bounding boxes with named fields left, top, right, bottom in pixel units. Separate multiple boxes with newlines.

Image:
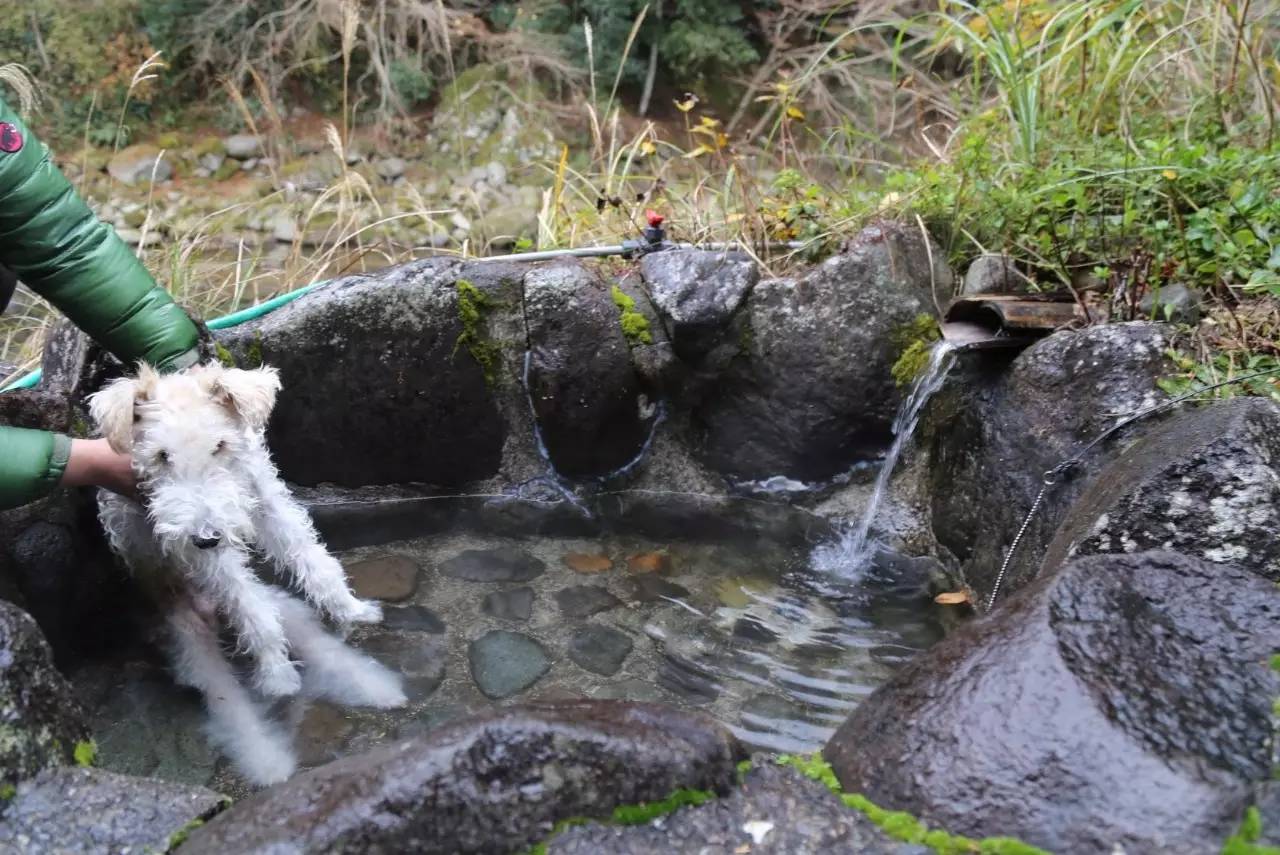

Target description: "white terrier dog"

left=89, top=362, right=406, bottom=785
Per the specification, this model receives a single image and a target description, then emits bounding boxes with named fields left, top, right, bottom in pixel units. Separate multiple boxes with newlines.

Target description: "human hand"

left=61, top=437, right=138, bottom=500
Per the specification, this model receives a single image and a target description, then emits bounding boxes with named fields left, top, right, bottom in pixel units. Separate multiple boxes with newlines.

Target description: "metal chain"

left=984, top=364, right=1280, bottom=612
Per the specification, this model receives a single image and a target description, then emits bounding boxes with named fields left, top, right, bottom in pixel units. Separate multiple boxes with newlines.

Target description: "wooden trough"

left=940, top=294, right=1086, bottom=350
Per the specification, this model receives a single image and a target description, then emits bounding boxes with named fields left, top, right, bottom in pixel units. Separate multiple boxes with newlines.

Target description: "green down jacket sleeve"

left=0, top=95, right=200, bottom=509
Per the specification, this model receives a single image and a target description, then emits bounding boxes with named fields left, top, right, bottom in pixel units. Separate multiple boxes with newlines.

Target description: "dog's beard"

left=144, top=472, right=259, bottom=558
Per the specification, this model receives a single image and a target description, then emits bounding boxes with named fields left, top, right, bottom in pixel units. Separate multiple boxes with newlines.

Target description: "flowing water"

left=69, top=523, right=947, bottom=795
left=811, top=341, right=958, bottom=578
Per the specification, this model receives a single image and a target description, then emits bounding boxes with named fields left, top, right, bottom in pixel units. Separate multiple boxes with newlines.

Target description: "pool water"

left=69, top=528, right=948, bottom=795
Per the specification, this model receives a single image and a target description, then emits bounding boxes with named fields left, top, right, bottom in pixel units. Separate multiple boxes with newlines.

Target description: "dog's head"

left=88, top=362, right=282, bottom=554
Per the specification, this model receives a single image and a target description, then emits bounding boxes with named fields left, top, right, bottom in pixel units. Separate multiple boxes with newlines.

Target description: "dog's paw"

left=333, top=598, right=383, bottom=625
left=255, top=658, right=302, bottom=698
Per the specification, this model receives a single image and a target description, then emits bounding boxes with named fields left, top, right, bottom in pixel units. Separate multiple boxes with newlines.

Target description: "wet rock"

left=625, top=575, right=691, bottom=604
left=469, top=630, right=551, bottom=699
left=823, top=550, right=1279, bottom=854
left=223, top=133, right=263, bottom=159
left=697, top=221, right=952, bottom=481
left=923, top=321, right=1171, bottom=600
left=626, top=551, right=672, bottom=575
left=568, top=625, right=634, bottom=676
left=344, top=554, right=421, bottom=601
left=216, top=258, right=506, bottom=487
left=106, top=144, right=172, bottom=185
left=181, top=700, right=744, bottom=855
left=481, top=586, right=535, bottom=622
left=547, top=761, right=918, bottom=854
left=562, top=552, right=612, bottom=574
left=441, top=547, right=545, bottom=582
left=0, top=601, right=92, bottom=790
left=961, top=253, right=1025, bottom=295
left=639, top=250, right=759, bottom=360
left=1043, top=397, right=1280, bottom=582
left=1138, top=281, right=1203, bottom=324
left=554, top=585, right=622, bottom=618
left=358, top=632, right=446, bottom=701
left=295, top=702, right=356, bottom=767
left=0, top=767, right=226, bottom=853
left=381, top=605, right=445, bottom=633
left=524, top=261, right=650, bottom=478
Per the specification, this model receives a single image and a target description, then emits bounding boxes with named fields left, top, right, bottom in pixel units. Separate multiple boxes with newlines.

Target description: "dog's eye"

left=213, top=440, right=228, bottom=456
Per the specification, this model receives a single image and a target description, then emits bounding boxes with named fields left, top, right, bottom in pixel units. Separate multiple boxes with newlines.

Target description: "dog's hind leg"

left=165, top=604, right=297, bottom=787
left=247, top=458, right=382, bottom=626
left=194, top=549, right=301, bottom=698
left=269, top=589, right=407, bottom=709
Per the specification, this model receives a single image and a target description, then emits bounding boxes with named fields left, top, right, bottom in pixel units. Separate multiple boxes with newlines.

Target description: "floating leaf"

left=934, top=591, right=971, bottom=605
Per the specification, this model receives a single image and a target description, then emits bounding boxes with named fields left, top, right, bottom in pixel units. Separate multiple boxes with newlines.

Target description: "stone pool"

left=69, top=526, right=948, bottom=797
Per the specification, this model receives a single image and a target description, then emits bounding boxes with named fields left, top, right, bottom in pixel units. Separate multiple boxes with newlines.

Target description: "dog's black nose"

left=192, top=534, right=222, bottom=550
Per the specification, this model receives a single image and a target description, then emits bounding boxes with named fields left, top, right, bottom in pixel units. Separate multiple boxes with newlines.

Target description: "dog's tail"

left=166, top=606, right=298, bottom=786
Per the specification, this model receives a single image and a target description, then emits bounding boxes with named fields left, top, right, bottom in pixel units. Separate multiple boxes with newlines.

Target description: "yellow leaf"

left=685, top=144, right=713, bottom=158
left=675, top=94, right=699, bottom=113
left=934, top=591, right=971, bottom=605
left=699, top=115, right=720, bottom=128
left=640, top=140, right=656, bottom=155
left=785, top=105, right=806, bottom=122
left=691, top=125, right=718, bottom=139
left=716, top=132, right=729, bottom=149
left=1161, top=169, right=1178, bottom=180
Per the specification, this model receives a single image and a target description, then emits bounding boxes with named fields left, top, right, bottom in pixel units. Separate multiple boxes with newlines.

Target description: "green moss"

left=1223, top=807, right=1280, bottom=855
left=890, top=313, right=942, bottom=387
left=69, top=415, right=90, bottom=439
left=778, top=754, right=1049, bottom=855
left=525, top=788, right=716, bottom=854
left=611, top=285, right=653, bottom=346
left=243, top=333, right=264, bottom=369
left=73, top=739, right=97, bottom=768
left=167, top=817, right=204, bottom=851
left=0, top=783, right=15, bottom=801
left=213, top=342, right=237, bottom=368
left=156, top=132, right=181, bottom=150
left=454, top=279, right=502, bottom=387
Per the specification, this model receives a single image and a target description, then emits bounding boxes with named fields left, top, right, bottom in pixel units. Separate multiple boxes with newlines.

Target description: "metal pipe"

left=478, top=240, right=808, bottom=263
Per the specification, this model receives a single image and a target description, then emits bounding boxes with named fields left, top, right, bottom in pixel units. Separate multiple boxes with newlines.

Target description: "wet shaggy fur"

left=89, top=363, right=406, bottom=785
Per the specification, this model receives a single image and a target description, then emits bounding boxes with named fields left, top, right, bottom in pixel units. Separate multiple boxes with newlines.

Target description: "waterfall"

left=811, top=340, right=958, bottom=578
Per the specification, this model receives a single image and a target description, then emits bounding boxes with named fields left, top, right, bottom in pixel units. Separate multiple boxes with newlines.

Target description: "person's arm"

left=0, top=95, right=199, bottom=371
left=0, top=96, right=199, bottom=509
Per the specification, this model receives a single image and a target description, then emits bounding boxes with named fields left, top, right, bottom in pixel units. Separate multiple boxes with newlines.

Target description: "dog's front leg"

left=191, top=548, right=301, bottom=697
left=247, top=454, right=382, bottom=626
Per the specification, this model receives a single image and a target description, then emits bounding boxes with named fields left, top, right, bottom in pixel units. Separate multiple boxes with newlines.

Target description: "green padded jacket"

left=0, top=94, right=200, bottom=509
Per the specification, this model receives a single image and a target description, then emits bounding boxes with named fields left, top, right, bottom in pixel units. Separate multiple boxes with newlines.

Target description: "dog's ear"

left=211, top=366, right=282, bottom=430
left=88, top=365, right=157, bottom=452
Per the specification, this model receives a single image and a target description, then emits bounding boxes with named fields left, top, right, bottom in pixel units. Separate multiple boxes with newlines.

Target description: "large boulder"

left=0, top=600, right=93, bottom=791
left=923, top=321, right=1171, bottom=600
left=823, top=550, right=1279, bottom=854
left=1043, top=396, right=1280, bottom=581
left=524, top=261, right=651, bottom=479
left=216, top=259, right=507, bottom=487
left=546, top=761, right=918, bottom=854
left=0, top=767, right=226, bottom=851
left=638, top=250, right=758, bottom=361
left=694, top=221, right=952, bottom=482
left=182, top=700, right=744, bottom=854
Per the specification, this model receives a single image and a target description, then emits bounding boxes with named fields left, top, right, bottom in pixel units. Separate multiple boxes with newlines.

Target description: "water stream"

left=811, top=341, right=958, bottom=578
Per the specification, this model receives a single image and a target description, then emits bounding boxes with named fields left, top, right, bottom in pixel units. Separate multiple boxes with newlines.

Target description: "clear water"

left=811, top=341, right=957, bottom=578
left=69, top=527, right=946, bottom=795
